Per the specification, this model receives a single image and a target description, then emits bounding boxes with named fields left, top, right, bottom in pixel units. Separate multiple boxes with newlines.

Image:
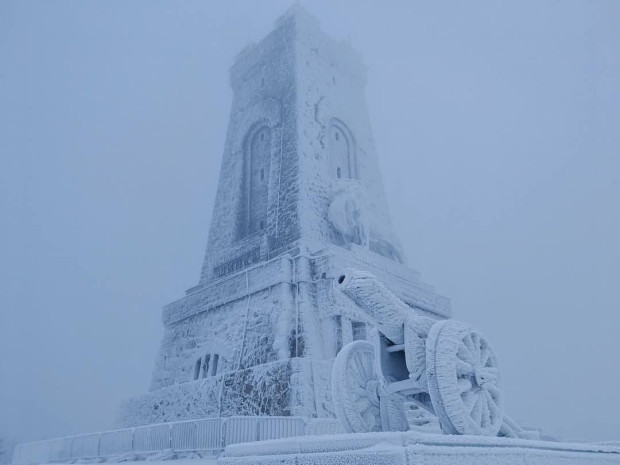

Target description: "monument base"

left=220, top=431, right=620, bottom=465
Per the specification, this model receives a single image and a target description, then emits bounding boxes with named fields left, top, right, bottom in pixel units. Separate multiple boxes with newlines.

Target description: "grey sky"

left=0, top=0, right=618, bottom=443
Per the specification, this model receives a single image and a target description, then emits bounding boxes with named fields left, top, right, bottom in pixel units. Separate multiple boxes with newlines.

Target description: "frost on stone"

left=119, top=377, right=222, bottom=427
left=220, top=361, right=292, bottom=417
left=237, top=294, right=279, bottom=370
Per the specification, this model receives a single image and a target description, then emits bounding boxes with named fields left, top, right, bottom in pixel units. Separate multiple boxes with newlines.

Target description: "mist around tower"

left=2, top=2, right=619, bottom=465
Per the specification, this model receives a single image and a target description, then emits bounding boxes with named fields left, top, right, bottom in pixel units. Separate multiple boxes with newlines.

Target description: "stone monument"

left=119, top=5, right=451, bottom=427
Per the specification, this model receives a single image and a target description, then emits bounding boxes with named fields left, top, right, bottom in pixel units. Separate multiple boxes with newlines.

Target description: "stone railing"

left=11, top=416, right=322, bottom=465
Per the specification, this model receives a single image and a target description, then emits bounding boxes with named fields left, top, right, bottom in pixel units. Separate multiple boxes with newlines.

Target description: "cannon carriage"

left=331, top=269, right=532, bottom=438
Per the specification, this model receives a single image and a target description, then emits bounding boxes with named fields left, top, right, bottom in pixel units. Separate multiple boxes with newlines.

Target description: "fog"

left=1, top=0, right=618, bottom=445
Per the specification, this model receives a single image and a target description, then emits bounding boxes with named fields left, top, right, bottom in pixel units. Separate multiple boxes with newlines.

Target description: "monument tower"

left=119, top=6, right=450, bottom=427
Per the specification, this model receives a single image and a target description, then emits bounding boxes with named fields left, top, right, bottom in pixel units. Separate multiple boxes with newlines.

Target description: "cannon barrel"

left=334, top=269, right=410, bottom=344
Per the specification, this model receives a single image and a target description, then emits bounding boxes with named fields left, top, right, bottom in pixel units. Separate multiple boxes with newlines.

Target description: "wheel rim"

left=332, top=341, right=382, bottom=433
left=426, top=320, right=504, bottom=436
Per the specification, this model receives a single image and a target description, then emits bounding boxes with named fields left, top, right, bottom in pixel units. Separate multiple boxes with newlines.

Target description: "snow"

left=221, top=431, right=620, bottom=464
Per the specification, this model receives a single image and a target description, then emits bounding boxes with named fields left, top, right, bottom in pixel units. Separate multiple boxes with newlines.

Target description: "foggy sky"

left=1, top=0, right=618, bottom=444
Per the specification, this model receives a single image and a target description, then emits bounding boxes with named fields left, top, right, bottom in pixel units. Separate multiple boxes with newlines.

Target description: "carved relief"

left=369, top=236, right=405, bottom=264
left=328, top=189, right=367, bottom=246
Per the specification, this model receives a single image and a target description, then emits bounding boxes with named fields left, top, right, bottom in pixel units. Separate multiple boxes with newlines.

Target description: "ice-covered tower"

left=119, top=6, right=450, bottom=427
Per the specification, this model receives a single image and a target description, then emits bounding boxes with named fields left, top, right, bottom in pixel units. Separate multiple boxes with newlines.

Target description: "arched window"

left=239, top=126, right=271, bottom=238
left=328, top=121, right=355, bottom=180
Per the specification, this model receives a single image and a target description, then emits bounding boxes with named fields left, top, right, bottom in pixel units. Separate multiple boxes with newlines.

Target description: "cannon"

left=331, top=269, right=534, bottom=438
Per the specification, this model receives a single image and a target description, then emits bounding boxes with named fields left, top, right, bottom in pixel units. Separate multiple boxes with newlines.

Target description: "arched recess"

left=315, top=98, right=358, bottom=180
left=328, top=118, right=357, bottom=180
left=232, top=98, right=281, bottom=241
left=231, top=98, right=281, bottom=154
left=239, top=124, right=272, bottom=239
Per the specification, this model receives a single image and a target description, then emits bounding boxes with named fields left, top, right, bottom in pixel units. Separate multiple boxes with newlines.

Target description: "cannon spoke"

left=457, top=343, right=477, bottom=365
left=485, top=383, right=501, bottom=401
left=349, top=366, right=366, bottom=387
left=463, top=334, right=476, bottom=357
left=471, top=332, right=482, bottom=360
left=483, top=390, right=500, bottom=421
left=480, top=347, right=492, bottom=366
left=461, top=390, right=476, bottom=411
left=481, top=391, right=492, bottom=428
left=456, top=359, right=473, bottom=377
left=470, top=394, right=483, bottom=425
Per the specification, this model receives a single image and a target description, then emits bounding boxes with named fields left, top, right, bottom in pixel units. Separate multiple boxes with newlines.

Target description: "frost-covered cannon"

left=332, top=269, right=533, bottom=438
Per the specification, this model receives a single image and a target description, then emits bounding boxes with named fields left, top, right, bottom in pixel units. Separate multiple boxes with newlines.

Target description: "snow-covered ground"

left=219, top=431, right=620, bottom=465
left=33, top=432, right=620, bottom=465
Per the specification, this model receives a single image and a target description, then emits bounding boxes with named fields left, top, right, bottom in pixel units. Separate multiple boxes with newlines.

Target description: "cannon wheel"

left=426, top=320, right=504, bottom=436
left=332, top=341, right=382, bottom=433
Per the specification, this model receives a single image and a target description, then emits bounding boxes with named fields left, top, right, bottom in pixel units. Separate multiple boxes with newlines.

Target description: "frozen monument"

left=116, top=6, right=617, bottom=464
left=118, top=5, right=450, bottom=427
left=11, top=6, right=619, bottom=465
